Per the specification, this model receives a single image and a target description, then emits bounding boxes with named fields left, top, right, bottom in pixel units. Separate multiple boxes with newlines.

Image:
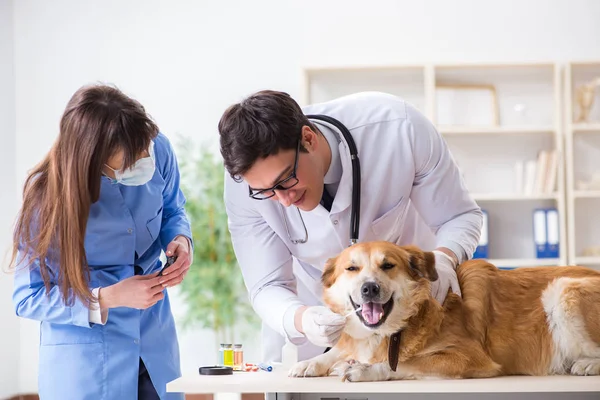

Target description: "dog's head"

left=322, top=241, right=438, bottom=336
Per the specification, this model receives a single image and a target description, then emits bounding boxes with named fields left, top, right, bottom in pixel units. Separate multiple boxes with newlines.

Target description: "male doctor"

left=219, top=90, right=482, bottom=363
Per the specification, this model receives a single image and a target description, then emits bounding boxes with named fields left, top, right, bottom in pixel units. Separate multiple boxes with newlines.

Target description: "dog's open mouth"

left=349, top=295, right=394, bottom=328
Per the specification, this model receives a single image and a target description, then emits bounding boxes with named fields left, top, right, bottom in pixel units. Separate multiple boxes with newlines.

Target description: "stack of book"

left=514, top=149, right=560, bottom=195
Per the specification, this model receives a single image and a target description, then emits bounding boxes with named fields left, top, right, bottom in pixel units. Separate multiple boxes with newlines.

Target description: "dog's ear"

left=321, top=255, right=339, bottom=288
left=405, top=246, right=438, bottom=281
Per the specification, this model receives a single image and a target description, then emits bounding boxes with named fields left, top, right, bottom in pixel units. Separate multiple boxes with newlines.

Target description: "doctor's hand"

left=159, top=235, right=193, bottom=288
left=298, top=306, right=346, bottom=347
left=99, top=273, right=165, bottom=310
left=430, top=250, right=461, bottom=305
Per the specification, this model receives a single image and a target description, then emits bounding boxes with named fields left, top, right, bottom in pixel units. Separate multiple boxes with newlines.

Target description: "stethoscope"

left=281, top=114, right=361, bottom=247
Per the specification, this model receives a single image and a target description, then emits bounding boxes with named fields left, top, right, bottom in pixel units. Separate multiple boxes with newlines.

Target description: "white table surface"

left=167, top=366, right=600, bottom=394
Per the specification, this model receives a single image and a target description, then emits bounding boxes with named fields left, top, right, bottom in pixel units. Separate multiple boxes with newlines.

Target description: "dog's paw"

left=342, top=362, right=384, bottom=382
left=288, top=359, right=330, bottom=378
left=329, top=359, right=357, bottom=377
left=571, top=358, right=600, bottom=376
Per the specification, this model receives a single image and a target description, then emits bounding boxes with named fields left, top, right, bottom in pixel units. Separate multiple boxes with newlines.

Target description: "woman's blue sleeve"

left=157, top=135, right=193, bottom=250
left=12, top=247, right=93, bottom=328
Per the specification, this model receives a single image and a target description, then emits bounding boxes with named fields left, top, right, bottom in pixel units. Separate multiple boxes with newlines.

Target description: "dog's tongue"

left=361, top=302, right=384, bottom=325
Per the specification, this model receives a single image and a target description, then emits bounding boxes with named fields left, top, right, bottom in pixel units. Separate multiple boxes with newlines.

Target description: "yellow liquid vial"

left=223, top=344, right=234, bottom=367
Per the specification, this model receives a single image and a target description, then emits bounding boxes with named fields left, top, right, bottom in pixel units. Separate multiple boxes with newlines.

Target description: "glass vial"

left=233, top=344, right=243, bottom=371
left=218, top=343, right=225, bottom=366
left=223, top=343, right=234, bottom=367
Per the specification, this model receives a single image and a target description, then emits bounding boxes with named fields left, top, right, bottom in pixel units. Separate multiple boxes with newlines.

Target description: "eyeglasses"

left=248, top=141, right=301, bottom=200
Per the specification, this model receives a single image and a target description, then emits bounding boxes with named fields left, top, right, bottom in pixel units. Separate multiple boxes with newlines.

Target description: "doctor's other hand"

left=159, top=235, right=193, bottom=288
left=430, top=250, right=462, bottom=305
left=297, top=306, right=346, bottom=347
left=99, top=273, right=164, bottom=310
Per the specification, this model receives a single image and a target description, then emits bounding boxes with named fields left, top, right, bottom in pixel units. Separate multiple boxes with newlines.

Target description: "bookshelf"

left=439, top=126, right=554, bottom=135
left=303, top=65, right=430, bottom=116
left=565, top=61, right=600, bottom=270
left=489, top=258, right=562, bottom=268
left=303, top=62, right=567, bottom=268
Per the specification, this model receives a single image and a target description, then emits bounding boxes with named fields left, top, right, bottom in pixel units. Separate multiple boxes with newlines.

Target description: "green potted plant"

left=175, top=137, right=260, bottom=350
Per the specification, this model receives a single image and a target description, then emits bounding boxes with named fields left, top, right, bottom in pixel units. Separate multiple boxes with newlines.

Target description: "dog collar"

left=388, top=330, right=402, bottom=371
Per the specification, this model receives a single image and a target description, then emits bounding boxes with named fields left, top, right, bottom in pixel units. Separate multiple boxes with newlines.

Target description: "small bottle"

left=233, top=344, right=243, bottom=371
left=223, top=344, right=234, bottom=367
left=218, top=343, right=225, bottom=366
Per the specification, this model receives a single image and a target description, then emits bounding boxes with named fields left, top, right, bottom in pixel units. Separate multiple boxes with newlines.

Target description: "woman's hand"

left=158, top=235, right=192, bottom=288
left=99, top=273, right=164, bottom=310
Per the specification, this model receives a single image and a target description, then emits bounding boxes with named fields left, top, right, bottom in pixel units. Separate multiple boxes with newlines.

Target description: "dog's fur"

left=289, top=241, right=600, bottom=382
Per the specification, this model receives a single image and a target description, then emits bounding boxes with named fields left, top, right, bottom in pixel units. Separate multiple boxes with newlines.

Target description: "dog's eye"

left=380, top=263, right=394, bottom=270
left=346, top=266, right=359, bottom=272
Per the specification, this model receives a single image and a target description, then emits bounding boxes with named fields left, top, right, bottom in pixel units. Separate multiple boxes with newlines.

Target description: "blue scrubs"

left=13, top=133, right=192, bottom=400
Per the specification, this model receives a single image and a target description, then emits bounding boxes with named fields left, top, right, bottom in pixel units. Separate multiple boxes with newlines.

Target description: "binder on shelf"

left=546, top=208, right=560, bottom=258
left=533, top=208, right=548, bottom=258
left=532, top=207, right=560, bottom=259
left=473, top=210, right=488, bottom=259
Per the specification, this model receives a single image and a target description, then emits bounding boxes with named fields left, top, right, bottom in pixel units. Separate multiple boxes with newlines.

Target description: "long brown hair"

left=10, top=84, right=159, bottom=306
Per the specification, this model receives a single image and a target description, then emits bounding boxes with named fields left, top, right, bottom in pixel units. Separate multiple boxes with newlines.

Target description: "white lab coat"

left=224, top=92, right=482, bottom=363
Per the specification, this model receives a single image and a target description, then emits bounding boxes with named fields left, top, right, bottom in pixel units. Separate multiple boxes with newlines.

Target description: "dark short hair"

left=218, top=90, right=314, bottom=181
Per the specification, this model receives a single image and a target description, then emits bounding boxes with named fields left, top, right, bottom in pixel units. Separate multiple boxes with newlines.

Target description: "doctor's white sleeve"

left=405, top=106, right=483, bottom=264
left=224, top=184, right=307, bottom=344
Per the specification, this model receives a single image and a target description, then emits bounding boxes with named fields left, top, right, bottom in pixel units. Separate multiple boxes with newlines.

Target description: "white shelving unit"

left=303, top=65, right=430, bottom=116
left=439, top=126, right=555, bottom=135
left=489, top=258, right=562, bottom=268
left=564, top=61, right=600, bottom=270
left=303, top=62, right=567, bottom=268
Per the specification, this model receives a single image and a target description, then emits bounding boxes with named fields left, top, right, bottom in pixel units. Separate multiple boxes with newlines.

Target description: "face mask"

left=106, top=141, right=156, bottom=186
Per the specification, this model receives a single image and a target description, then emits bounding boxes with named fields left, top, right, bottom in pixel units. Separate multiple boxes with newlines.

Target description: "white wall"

left=0, top=0, right=21, bottom=398
left=6, top=0, right=600, bottom=393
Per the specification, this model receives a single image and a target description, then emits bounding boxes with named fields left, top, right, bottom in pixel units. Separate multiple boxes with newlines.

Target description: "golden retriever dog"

left=289, top=241, right=600, bottom=382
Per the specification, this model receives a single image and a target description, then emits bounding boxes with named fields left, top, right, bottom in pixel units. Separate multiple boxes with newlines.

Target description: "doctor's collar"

left=314, top=121, right=343, bottom=186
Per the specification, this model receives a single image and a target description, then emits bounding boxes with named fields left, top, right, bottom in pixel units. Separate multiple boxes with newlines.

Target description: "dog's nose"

left=361, top=282, right=380, bottom=299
